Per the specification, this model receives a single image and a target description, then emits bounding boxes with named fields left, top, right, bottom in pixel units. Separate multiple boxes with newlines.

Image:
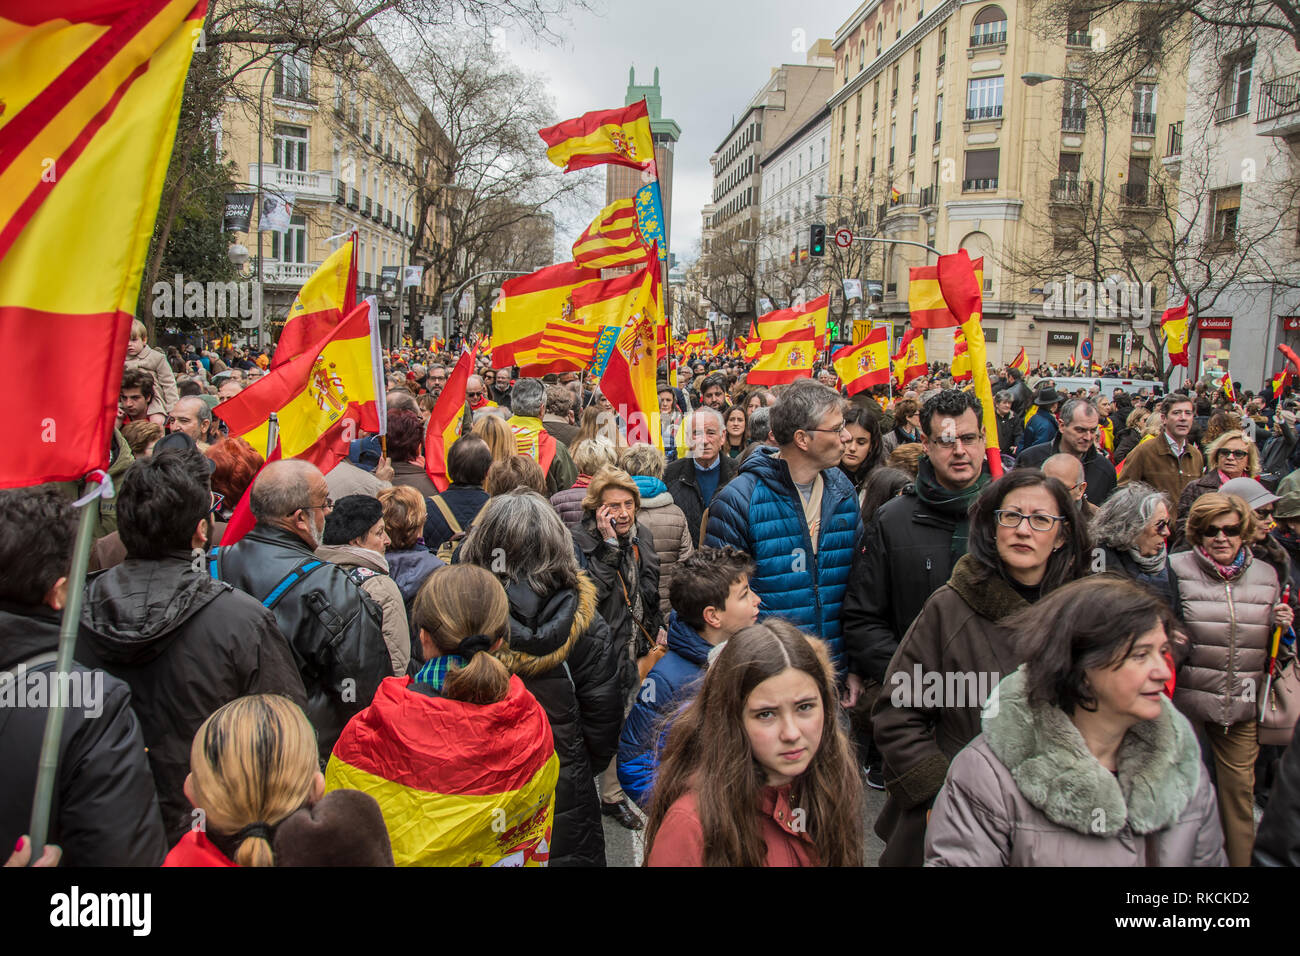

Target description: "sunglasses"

left=1219, top=449, right=1249, bottom=460
left=1206, top=523, right=1242, bottom=539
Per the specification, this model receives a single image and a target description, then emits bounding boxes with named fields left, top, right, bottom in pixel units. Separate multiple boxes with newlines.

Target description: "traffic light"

left=809, top=223, right=826, bottom=257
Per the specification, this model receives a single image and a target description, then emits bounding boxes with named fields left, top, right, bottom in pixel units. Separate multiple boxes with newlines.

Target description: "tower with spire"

left=607, top=65, right=680, bottom=259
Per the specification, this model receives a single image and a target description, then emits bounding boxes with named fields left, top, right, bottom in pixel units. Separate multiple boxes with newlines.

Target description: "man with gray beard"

left=209, top=459, right=390, bottom=760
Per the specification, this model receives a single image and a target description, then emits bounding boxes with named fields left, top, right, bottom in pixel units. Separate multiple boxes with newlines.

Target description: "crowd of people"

left=6, top=329, right=1300, bottom=869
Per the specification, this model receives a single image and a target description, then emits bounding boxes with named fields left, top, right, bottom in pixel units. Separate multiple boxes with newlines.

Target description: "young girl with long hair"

left=644, top=620, right=863, bottom=866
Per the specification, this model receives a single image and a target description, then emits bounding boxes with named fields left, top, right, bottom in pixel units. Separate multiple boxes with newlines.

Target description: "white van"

left=1029, top=376, right=1164, bottom=399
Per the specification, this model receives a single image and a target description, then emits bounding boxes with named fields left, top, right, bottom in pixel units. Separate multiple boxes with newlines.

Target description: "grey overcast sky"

left=494, top=0, right=845, bottom=265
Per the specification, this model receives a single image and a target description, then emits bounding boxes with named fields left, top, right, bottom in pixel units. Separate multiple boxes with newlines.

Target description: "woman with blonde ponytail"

left=164, top=695, right=322, bottom=867
left=326, top=565, right=561, bottom=865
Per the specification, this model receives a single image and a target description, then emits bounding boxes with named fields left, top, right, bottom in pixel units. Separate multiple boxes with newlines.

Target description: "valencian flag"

left=0, top=0, right=207, bottom=487
left=490, top=262, right=598, bottom=368
left=748, top=327, right=817, bottom=386
left=598, top=268, right=662, bottom=449
left=272, top=236, right=357, bottom=369
left=1161, top=297, right=1190, bottom=367
left=893, top=328, right=927, bottom=388
left=539, top=99, right=655, bottom=173
left=572, top=198, right=650, bottom=270
left=572, top=262, right=657, bottom=379
left=425, top=346, right=476, bottom=492
left=908, top=258, right=984, bottom=328
left=832, top=328, right=890, bottom=396
left=934, top=250, right=1002, bottom=477
left=636, top=180, right=669, bottom=264
left=1009, top=346, right=1029, bottom=374
left=326, top=674, right=560, bottom=866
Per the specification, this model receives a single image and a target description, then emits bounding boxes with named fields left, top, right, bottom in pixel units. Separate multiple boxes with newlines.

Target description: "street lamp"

left=1022, top=72, right=1109, bottom=366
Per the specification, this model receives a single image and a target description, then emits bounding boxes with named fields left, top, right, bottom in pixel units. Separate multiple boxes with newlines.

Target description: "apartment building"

left=757, top=106, right=832, bottom=281
left=1170, top=29, right=1300, bottom=391
left=219, top=33, right=451, bottom=346
left=827, top=0, right=1187, bottom=366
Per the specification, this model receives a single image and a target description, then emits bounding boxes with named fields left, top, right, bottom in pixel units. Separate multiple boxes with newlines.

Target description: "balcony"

left=1061, top=108, right=1086, bottom=132
left=258, top=260, right=322, bottom=287
left=919, top=184, right=939, bottom=208
left=937, top=52, right=946, bottom=70
left=1214, top=102, right=1248, bottom=124
left=248, top=165, right=336, bottom=203
left=1131, top=112, right=1157, bottom=136
left=966, top=105, right=1003, bottom=121
left=1118, top=182, right=1162, bottom=208
left=362, top=196, right=372, bottom=216
left=347, top=187, right=359, bottom=210
left=913, top=72, right=921, bottom=92
left=1066, top=30, right=1091, bottom=47
left=1049, top=177, right=1093, bottom=204
left=336, top=180, right=346, bottom=204
left=1257, top=71, right=1300, bottom=138
left=963, top=177, right=998, bottom=192
left=1167, top=121, right=1182, bottom=156
left=934, top=120, right=942, bottom=141
left=970, top=30, right=1006, bottom=48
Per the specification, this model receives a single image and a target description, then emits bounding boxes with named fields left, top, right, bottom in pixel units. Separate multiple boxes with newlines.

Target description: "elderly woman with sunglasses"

left=1173, top=430, right=1257, bottom=547
left=1170, top=492, right=1295, bottom=867
left=1090, top=482, right=1177, bottom=608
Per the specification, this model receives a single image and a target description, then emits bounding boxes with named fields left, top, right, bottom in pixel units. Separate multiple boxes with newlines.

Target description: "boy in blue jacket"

left=617, top=546, right=761, bottom=809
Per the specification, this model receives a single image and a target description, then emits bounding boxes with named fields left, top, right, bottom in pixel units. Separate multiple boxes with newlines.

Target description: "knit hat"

left=323, top=494, right=384, bottom=545
left=272, top=790, right=394, bottom=867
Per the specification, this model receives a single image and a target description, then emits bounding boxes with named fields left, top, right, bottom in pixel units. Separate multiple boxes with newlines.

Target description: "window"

left=891, top=65, right=900, bottom=103
left=271, top=215, right=308, bottom=263
left=967, top=76, right=1004, bottom=120
left=889, top=124, right=896, bottom=165
left=910, top=110, right=918, bottom=154
left=971, top=5, right=1007, bottom=47
left=860, top=39, right=866, bottom=71
left=1217, top=50, right=1253, bottom=121
left=963, top=148, right=999, bottom=190
left=1209, top=186, right=1241, bottom=248
left=913, top=48, right=922, bottom=89
left=273, top=124, right=308, bottom=171
left=1123, top=157, right=1151, bottom=205
left=938, top=27, right=948, bottom=68
left=274, top=55, right=310, bottom=100
left=857, top=92, right=864, bottom=128
left=1133, top=83, right=1157, bottom=135
left=877, top=23, right=883, bottom=53
left=934, top=93, right=943, bottom=140
left=1066, top=10, right=1090, bottom=46
left=873, top=79, right=881, bottom=113
left=1061, top=80, right=1087, bottom=131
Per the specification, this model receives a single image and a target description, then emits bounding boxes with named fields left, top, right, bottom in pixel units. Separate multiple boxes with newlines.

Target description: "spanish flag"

left=758, top=295, right=831, bottom=347
left=0, top=0, right=206, bottom=488
left=890, top=186, right=902, bottom=202
left=935, top=250, right=1002, bottom=477
left=425, top=346, right=475, bottom=492
left=748, top=327, right=817, bottom=386
left=1222, top=373, right=1236, bottom=403
left=272, top=237, right=357, bottom=369
left=1274, top=371, right=1289, bottom=400
left=908, top=258, right=984, bottom=328
left=1161, top=297, right=1190, bottom=367
left=571, top=263, right=657, bottom=376
left=572, top=198, right=650, bottom=270
left=894, top=328, right=927, bottom=388
left=683, top=328, right=708, bottom=360
left=539, top=99, right=656, bottom=173
left=490, top=262, right=598, bottom=368
left=326, top=675, right=559, bottom=867
left=832, top=328, right=890, bottom=396
left=1009, top=346, right=1029, bottom=374
left=598, top=272, right=662, bottom=449
left=951, top=332, right=972, bottom=383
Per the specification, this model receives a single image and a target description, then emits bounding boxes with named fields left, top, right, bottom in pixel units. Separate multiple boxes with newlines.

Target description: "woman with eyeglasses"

left=1169, top=492, right=1294, bottom=866
left=1173, top=430, right=1257, bottom=547
left=870, top=469, right=1091, bottom=866
left=1090, top=482, right=1177, bottom=609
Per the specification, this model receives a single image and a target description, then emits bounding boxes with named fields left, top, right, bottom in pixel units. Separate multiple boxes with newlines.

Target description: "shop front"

left=1194, top=316, right=1231, bottom=387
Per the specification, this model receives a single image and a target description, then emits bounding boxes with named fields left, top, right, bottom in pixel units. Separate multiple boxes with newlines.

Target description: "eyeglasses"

left=465, top=390, right=484, bottom=398
left=995, top=510, right=1066, bottom=532
left=1256, top=508, right=1275, bottom=521
left=1219, top=449, right=1249, bottom=460
left=302, top=498, right=334, bottom=515
left=804, top=421, right=848, bottom=435
left=1206, top=523, right=1242, bottom=539
left=1153, top=518, right=1171, bottom=534
left=933, top=432, right=984, bottom=449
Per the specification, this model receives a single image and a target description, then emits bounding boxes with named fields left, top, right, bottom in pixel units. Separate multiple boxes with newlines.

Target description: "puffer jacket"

left=1020, top=408, right=1059, bottom=451
left=925, top=667, right=1227, bottom=866
left=1171, top=547, right=1281, bottom=727
left=315, top=544, right=410, bottom=677
left=497, top=574, right=624, bottom=867
left=870, top=554, right=1034, bottom=866
left=550, top=482, right=589, bottom=532
left=634, top=486, right=693, bottom=616
left=1254, top=715, right=1300, bottom=865
left=617, top=611, right=712, bottom=807
left=211, top=524, right=391, bottom=761
left=0, top=602, right=166, bottom=866
left=704, top=448, right=859, bottom=665
left=77, top=555, right=306, bottom=844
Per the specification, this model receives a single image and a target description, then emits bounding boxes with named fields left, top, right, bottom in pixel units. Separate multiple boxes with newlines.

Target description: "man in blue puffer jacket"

left=704, top=379, right=862, bottom=672
left=617, top=547, right=760, bottom=807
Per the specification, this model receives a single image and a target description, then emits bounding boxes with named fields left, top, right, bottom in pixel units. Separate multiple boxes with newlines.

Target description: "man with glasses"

left=666, top=406, right=740, bottom=547
left=1042, top=453, right=1097, bottom=519
left=210, top=459, right=391, bottom=762
left=842, top=389, right=992, bottom=785
left=705, top=379, right=862, bottom=669
left=1015, top=398, right=1116, bottom=505
left=464, top=374, right=496, bottom=412
left=1119, top=393, right=1204, bottom=518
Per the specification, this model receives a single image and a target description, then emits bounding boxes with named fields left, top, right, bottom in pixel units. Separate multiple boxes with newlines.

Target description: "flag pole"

left=27, top=474, right=104, bottom=860
left=266, top=412, right=279, bottom=460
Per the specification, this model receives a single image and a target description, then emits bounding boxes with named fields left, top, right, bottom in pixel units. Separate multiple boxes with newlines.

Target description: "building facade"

left=606, top=66, right=681, bottom=261
left=757, top=107, right=832, bottom=289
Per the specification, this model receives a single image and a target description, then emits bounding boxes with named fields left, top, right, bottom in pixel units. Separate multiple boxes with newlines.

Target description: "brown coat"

left=1171, top=546, right=1279, bottom=727
left=125, top=344, right=179, bottom=417
left=1118, top=433, right=1204, bottom=521
left=635, top=492, right=694, bottom=617
left=390, top=460, right=438, bottom=497
left=925, top=667, right=1226, bottom=866
left=870, top=554, right=1032, bottom=866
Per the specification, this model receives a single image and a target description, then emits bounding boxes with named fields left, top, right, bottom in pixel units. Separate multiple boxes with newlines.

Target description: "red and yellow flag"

left=757, top=295, right=831, bottom=349
left=1009, top=346, right=1029, bottom=374
left=748, top=328, right=817, bottom=386
left=893, top=328, right=927, bottom=388
left=908, top=258, right=984, bottom=328
left=598, top=272, right=661, bottom=449
left=951, top=331, right=972, bottom=383
left=490, top=262, right=598, bottom=368
left=572, top=198, right=649, bottom=270
left=273, top=237, right=357, bottom=369
left=1161, top=297, right=1190, bottom=367
left=539, top=99, right=655, bottom=173
left=682, top=328, right=708, bottom=361
left=0, top=0, right=206, bottom=487
left=1222, top=373, right=1236, bottom=403
left=935, top=250, right=1002, bottom=477
left=425, top=346, right=476, bottom=492
left=832, top=328, right=890, bottom=396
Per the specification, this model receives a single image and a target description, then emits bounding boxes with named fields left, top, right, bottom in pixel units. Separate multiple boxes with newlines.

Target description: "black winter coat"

left=570, top=517, right=663, bottom=694
left=211, top=525, right=390, bottom=761
left=77, top=555, right=308, bottom=844
left=422, top=484, right=489, bottom=549
left=1015, top=437, right=1117, bottom=505
left=498, top=575, right=624, bottom=867
left=0, top=602, right=166, bottom=866
left=1254, top=721, right=1300, bottom=865
left=664, top=454, right=740, bottom=547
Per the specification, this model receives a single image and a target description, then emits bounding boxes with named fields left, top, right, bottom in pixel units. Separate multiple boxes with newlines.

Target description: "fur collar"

left=947, top=554, right=1029, bottom=623
left=982, top=666, right=1201, bottom=836
left=496, top=573, right=599, bottom=678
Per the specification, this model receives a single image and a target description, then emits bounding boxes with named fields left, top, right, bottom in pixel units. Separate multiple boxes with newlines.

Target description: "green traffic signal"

left=809, top=223, right=826, bottom=257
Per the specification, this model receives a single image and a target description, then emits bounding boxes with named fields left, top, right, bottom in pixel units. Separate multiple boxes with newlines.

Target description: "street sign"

left=1080, top=338, right=1093, bottom=361
left=834, top=228, right=853, bottom=249
left=1122, top=328, right=1134, bottom=360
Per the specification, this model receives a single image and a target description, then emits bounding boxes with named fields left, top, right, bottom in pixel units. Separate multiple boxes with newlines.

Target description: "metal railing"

left=919, top=184, right=939, bottom=207
left=1049, top=177, right=1093, bottom=203
left=1258, top=71, right=1300, bottom=123
left=1132, top=112, right=1156, bottom=135
left=1119, top=182, right=1159, bottom=206
left=1066, top=30, right=1091, bottom=46
left=1167, top=121, right=1182, bottom=156
left=1061, top=107, right=1087, bottom=131
left=963, top=177, right=998, bottom=192
left=970, top=29, right=1007, bottom=47
left=966, top=105, right=1003, bottom=120
left=1214, top=102, right=1248, bottom=123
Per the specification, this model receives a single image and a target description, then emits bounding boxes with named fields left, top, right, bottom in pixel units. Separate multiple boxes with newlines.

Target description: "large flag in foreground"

left=0, top=0, right=207, bottom=487
left=598, top=269, right=661, bottom=449
left=425, top=346, right=475, bottom=492
left=272, top=237, right=357, bottom=368
left=934, top=250, right=1002, bottom=477
left=893, top=328, right=927, bottom=388
left=908, top=258, right=984, bottom=329
left=539, top=99, right=655, bottom=173
left=490, top=262, right=598, bottom=369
